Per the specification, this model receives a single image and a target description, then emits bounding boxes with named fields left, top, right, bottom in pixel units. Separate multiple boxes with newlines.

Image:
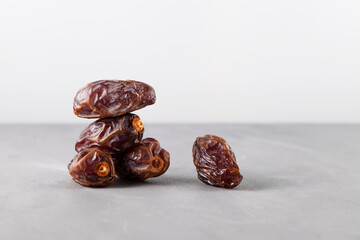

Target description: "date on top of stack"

left=68, top=80, right=170, bottom=187
left=73, top=80, right=156, bottom=119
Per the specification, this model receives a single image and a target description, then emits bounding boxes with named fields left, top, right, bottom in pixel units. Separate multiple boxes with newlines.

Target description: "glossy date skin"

left=113, top=138, right=170, bottom=181
left=73, top=80, right=156, bottom=119
left=193, top=135, right=243, bottom=189
left=75, top=113, right=144, bottom=153
left=68, top=148, right=116, bottom=187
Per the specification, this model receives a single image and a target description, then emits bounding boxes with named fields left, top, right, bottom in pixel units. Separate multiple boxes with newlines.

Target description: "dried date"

left=113, top=138, right=170, bottom=181
left=68, top=148, right=116, bottom=187
left=73, top=80, right=156, bottom=119
left=193, top=135, right=243, bottom=188
left=75, top=113, right=144, bottom=153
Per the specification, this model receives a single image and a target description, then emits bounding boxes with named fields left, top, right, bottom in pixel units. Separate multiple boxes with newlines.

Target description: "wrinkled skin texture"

left=193, top=135, right=243, bottom=189
left=68, top=148, right=116, bottom=187
left=113, top=138, right=170, bottom=181
left=75, top=113, right=144, bottom=153
left=73, top=80, right=156, bottom=118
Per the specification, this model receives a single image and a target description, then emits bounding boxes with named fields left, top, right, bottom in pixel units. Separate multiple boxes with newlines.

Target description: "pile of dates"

left=68, top=80, right=243, bottom=189
left=68, top=80, right=170, bottom=187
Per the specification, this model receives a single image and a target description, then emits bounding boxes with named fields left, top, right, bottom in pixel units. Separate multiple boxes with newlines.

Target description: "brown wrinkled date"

left=68, top=148, right=116, bottom=187
left=193, top=135, right=243, bottom=189
left=75, top=113, right=144, bottom=153
left=113, top=138, right=170, bottom=181
left=73, top=80, right=156, bottom=118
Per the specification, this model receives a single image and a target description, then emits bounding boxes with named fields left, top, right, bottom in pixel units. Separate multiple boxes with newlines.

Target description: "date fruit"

left=113, top=138, right=170, bottom=181
left=73, top=80, right=156, bottom=118
left=68, top=148, right=116, bottom=187
left=75, top=113, right=144, bottom=153
left=193, top=134, right=243, bottom=189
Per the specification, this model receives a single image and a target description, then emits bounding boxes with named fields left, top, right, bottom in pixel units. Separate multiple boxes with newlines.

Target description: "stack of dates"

left=68, top=80, right=170, bottom=187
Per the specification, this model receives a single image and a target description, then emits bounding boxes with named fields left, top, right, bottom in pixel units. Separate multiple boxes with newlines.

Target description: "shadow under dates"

left=108, top=178, right=152, bottom=188
left=107, top=175, right=199, bottom=188
left=236, top=173, right=295, bottom=191
left=107, top=168, right=296, bottom=191
left=107, top=172, right=295, bottom=191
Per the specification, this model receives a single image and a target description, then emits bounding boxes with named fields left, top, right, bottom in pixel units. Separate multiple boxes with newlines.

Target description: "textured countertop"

left=1, top=124, right=359, bottom=240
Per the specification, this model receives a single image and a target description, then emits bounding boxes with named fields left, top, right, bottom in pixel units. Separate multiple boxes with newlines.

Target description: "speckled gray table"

left=0, top=124, right=359, bottom=240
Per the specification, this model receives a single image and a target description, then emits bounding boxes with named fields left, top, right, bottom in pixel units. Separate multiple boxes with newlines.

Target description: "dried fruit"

left=75, top=113, right=144, bottom=153
left=73, top=80, right=156, bottom=119
left=113, top=138, right=170, bottom=181
left=68, top=148, right=116, bottom=187
left=193, top=134, right=243, bottom=188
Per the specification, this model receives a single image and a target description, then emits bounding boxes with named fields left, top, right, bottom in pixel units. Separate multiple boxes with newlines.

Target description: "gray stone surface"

left=0, top=124, right=359, bottom=240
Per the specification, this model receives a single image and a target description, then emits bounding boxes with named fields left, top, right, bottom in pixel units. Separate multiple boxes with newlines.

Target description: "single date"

left=193, top=134, right=243, bottom=188
left=75, top=113, right=144, bottom=153
left=113, top=138, right=170, bottom=181
left=73, top=80, right=156, bottom=118
left=68, top=148, right=116, bottom=187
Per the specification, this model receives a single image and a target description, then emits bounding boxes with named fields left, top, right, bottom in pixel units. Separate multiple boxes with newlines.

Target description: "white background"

left=0, top=0, right=359, bottom=124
